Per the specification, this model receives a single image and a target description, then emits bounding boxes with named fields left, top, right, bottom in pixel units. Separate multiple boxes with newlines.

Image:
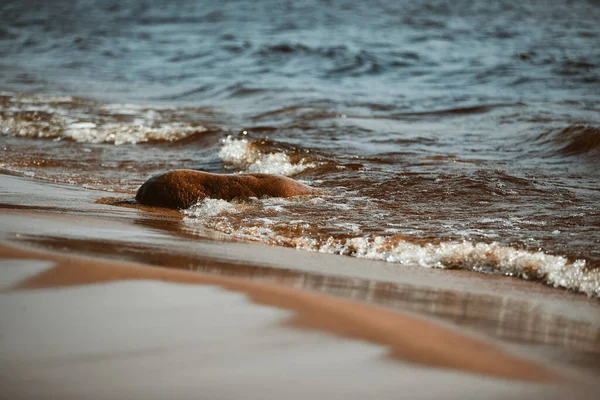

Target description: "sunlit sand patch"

left=0, top=259, right=55, bottom=290
left=1, top=242, right=563, bottom=385
left=0, top=279, right=567, bottom=400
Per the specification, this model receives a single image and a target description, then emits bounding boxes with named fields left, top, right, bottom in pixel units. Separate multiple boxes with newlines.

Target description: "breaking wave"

left=304, top=236, right=598, bottom=297
left=218, top=135, right=316, bottom=176
left=0, top=93, right=207, bottom=145
left=182, top=198, right=600, bottom=298
left=183, top=198, right=240, bottom=218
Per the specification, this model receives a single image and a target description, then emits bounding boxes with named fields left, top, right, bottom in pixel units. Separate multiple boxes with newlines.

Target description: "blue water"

left=1, top=0, right=598, bottom=110
left=1, top=0, right=599, bottom=295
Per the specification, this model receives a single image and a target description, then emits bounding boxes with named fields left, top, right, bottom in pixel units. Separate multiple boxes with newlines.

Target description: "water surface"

left=1, top=0, right=599, bottom=295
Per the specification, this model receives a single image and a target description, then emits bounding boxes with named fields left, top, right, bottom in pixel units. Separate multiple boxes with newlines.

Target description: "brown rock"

left=135, top=170, right=315, bottom=209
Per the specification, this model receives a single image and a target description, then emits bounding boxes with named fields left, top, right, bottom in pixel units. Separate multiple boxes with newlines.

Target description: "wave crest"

left=255, top=43, right=383, bottom=76
left=0, top=93, right=208, bottom=145
left=535, top=125, right=600, bottom=158
left=218, top=135, right=315, bottom=176
left=185, top=202, right=600, bottom=297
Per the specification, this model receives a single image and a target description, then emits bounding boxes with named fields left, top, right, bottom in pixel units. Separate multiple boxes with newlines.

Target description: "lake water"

left=1, top=0, right=599, bottom=296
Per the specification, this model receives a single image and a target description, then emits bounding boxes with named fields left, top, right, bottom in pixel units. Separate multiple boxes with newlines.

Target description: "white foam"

left=0, top=114, right=62, bottom=139
left=61, top=122, right=203, bottom=145
left=184, top=198, right=239, bottom=218
left=247, top=152, right=310, bottom=175
left=298, top=236, right=599, bottom=297
left=183, top=203, right=600, bottom=297
left=218, top=136, right=257, bottom=164
left=218, top=136, right=314, bottom=176
left=0, top=116, right=204, bottom=144
left=12, top=94, right=74, bottom=103
left=0, top=94, right=206, bottom=144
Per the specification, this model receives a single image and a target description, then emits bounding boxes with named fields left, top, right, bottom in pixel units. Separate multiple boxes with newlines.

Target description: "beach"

left=1, top=0, right=599, bottom=397
left=1, top=173, right=599, bottom=399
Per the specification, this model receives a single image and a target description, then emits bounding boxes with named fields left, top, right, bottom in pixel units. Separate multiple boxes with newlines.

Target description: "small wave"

left=251, top=105, right=342, bottom=122
left=256, top=43, right=360, bottom=59
left=59, top=120, right=204, bottom=144
left=0, top=111, right=205, bottom=145
left=183, top=202, right=600, bottom=297
left=534, top=125, right=600, bottom=158
left=255, top=42, right=383, bottom=76
left=218, top=135, right=315, bottom=176
left=553, top=59, right=597, bottom=82
left=389, top=103, right=525, bottom=119
left=0, top=93, right=208, bottom=145
left=138, top=11, right=225, bottom=26
left=155, top=85, right=213, bottom=101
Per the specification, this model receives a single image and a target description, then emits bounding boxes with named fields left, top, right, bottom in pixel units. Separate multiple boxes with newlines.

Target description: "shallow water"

left=1, top=0, right=599, bottom=295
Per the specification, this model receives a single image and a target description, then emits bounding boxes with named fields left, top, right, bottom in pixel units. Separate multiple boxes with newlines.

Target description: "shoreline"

left=1, top=173, right=600, bottom=397
left=1, top=241, right=561, bottom=382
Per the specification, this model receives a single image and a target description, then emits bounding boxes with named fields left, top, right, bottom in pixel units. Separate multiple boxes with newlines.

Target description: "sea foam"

left=183, top=198, right=239, bottom=218
left=301, top=236, right=599, bottom=297
left=0, top=94, right=206, bottom=144
left=183, top=202, right=600, bottom=297
left=62, top=122, right=203, bottom=145
left=218, top=136, right=314, bottom=176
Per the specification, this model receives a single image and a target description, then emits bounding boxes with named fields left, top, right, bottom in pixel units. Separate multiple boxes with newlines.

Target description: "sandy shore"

left=0, top=242, right=588, bottom=400
left=1, top=241, right=561, bottom=381
left=1, top=173, right=600, bottom=399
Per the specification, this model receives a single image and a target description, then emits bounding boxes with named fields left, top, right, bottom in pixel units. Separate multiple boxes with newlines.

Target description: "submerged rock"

left=136, top=169, right=314, bottom=209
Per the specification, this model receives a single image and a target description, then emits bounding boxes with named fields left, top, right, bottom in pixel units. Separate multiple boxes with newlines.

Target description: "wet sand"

left=0, top=254, right=581, bottom=400
left=0, top=241, right=562, bottom=381
left=1, top=173, right=600, bottom=398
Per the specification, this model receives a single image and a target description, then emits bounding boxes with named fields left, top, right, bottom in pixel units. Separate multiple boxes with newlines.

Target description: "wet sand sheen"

left=2, top=242, right=561, bottom=383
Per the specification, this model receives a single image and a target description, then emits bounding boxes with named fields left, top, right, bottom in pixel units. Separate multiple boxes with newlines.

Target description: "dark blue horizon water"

left=1, top=0, right=599, bottom=113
